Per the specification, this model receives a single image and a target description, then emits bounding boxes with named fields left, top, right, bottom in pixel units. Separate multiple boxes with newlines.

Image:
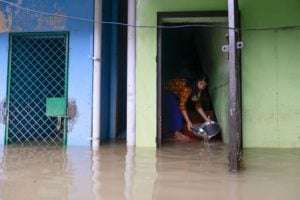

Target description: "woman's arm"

left=178, top=87, right=193, bottom=131
left=196, top=104, right=210, bottom=122
left=181, top=109, right=193, bottom=131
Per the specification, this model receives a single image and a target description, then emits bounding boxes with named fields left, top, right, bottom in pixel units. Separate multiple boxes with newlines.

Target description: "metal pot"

left=191, top=121, right=221, bottom=140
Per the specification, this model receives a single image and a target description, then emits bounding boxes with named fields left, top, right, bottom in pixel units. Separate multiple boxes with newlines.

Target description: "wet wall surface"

left=0, top=142, right=299, bottom=200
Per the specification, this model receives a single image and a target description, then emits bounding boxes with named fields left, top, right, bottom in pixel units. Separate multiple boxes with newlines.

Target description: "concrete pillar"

left=92, top=0, right=102, bottom=148
left=127, top=0, right=136, bottom=146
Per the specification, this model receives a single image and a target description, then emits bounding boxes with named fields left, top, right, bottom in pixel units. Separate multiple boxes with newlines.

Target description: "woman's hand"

left=205, top=115, right=211, bottom=122
left=196, top=106, right=211, bottom=122
left=181, top=109, right=193, bottom=131
left=186, top=120, right=193, bottom=132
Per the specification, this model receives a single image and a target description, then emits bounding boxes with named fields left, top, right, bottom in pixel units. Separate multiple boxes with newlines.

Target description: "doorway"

left=101, top=0, right=128, bottom=142
left=5, top=32, right=69, bottom=145
left=157, top=11, right=232, bottom=146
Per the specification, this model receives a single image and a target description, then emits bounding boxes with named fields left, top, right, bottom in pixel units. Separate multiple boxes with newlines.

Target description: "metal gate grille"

left=6, top=32, right=68, bottom=145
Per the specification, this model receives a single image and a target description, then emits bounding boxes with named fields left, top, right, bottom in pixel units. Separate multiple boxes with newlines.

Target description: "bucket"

left=191, top=121, right=221, bottom=140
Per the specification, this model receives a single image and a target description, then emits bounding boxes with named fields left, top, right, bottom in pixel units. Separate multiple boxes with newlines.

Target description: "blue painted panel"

left=100, top=0, right=112, bottom=140
left=0, top=33, right=8, bottom=146
left=0, top=0, right=94, bottom=146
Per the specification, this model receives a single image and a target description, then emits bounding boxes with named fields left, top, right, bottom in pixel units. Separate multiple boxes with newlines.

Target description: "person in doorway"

left=163, top=75, right=211, bottom=142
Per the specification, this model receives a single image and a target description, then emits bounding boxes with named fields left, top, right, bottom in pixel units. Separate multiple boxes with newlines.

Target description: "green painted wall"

left=136, top=0, right=300, bottom=148
left=241, top=0, right=300, bottom=148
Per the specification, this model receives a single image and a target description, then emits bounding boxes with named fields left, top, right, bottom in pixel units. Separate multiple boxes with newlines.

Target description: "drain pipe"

left=92, top=0, right=102, bottom=148
left=127, top=0, right=136, bottom=146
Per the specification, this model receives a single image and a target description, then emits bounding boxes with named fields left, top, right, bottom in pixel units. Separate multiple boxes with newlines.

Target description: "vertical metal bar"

left=228, top=0, right=242, bottom=172
left=92, top=0, right=102, bottom=148
left=127, top=0, right=136, bottom=146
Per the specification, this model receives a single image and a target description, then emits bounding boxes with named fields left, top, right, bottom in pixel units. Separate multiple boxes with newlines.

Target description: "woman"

left=163, top=76, right=211, bottom=141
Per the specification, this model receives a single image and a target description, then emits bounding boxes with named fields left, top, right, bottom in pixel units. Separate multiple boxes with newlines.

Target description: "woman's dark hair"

left=177, top=67, right=208, bottom=91
left=189, top=75, right=208, bottom=102
left=187, top=75, right=208, bottom=88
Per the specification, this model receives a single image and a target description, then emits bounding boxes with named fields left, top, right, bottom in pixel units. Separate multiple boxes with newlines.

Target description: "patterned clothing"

left=162, top=91, right=185, bottom=134
left=164, top=78, right=204, bottom=135
left=165, top=79, right=192, bottom=112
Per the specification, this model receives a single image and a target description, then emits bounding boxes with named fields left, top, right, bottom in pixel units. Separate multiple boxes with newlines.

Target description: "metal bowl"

left=192, top=121, right=221, bottom=139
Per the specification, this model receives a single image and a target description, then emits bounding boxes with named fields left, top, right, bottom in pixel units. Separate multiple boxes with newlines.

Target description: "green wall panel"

left=136, top=0, right=300, bottom=148
left=241, top=0, right=300, bottom=148
left=136, top=0, right=227, bottom=147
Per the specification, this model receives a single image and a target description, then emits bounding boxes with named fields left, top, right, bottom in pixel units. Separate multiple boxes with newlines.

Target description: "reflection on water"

left=0, top=142, right=300, bottom=200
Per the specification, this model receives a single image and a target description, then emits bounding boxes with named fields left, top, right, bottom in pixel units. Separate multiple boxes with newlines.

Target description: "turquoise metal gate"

left=5, top=32, right=69, bottom=145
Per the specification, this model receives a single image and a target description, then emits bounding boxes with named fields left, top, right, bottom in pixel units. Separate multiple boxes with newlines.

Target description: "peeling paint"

left=0, top=99, right=6, bottom=125
left=0, top=0, right=68, bottom=32
left=0, top=10, right=12, bottom=32
left=35, top=12, right=67, bottom=31
left=0, top=11, right=4, bottom=31
left=67, top=99, right=78, bottom=132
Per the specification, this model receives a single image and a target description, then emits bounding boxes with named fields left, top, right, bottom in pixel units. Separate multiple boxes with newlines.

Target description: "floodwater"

left=0, top=142, right=300, bottom=200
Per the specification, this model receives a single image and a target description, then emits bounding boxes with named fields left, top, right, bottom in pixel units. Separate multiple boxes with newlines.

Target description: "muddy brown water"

left=0, top=142, right=300, bottom=200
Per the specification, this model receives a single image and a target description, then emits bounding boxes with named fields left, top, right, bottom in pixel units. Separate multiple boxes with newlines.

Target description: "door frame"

left=156, top=10, right=242, bottom=170
left=5, top=31, right=70, bottom=145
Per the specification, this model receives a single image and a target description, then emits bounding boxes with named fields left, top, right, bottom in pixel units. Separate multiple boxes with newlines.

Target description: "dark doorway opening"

left=157, top=11, right=230, bottom=147
left=115, top=0, right=128, bottom=140
left=101, top=0, right=127, bottom=143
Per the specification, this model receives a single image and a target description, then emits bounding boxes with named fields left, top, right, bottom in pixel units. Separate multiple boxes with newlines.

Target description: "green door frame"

left=156, top=11, right=228, bottom=147
left=156, top=10, right=243, bottom=171
left=4, top=31, right=70, bottom=146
